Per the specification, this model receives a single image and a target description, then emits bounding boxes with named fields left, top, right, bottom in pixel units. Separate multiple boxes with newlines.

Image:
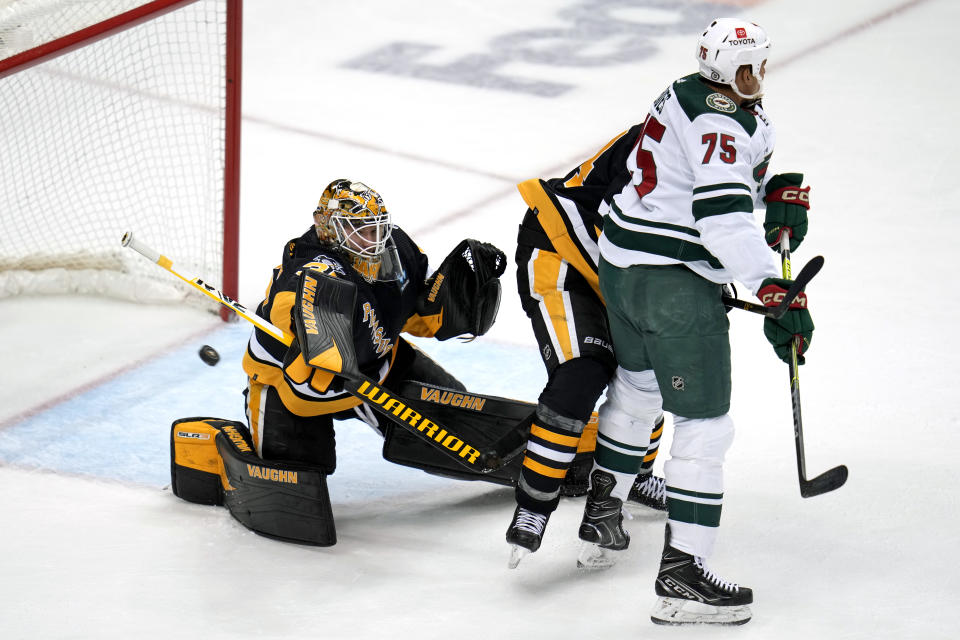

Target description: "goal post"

left=0, top=0, right=241, bottom=319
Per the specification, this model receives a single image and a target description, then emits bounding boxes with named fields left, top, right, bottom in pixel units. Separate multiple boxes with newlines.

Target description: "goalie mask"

left=314, top=179, right=401, bottom=283
left=697, top=18, right=770, bottom=102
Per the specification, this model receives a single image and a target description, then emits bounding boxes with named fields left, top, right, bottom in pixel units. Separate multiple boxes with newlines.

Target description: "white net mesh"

left=0, top=0, right=230, bottom=306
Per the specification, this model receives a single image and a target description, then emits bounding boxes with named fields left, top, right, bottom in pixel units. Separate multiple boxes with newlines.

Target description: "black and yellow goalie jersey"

left=242, top=226, right=438, bottom=417
left=517, top=123, right=643, bottom=298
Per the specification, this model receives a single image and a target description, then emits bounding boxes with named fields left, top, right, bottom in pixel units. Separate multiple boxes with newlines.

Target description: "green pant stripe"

left=667, top=497, right=722, bottom=527
left=666, top=485, right=724, bottom=501
left=595, top=444, right=645, bottom=474
left=596, top=431, right=648, bottom=453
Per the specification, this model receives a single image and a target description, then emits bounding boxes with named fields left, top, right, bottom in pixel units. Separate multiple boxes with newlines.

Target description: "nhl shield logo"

left=671, top=376, right=685, bottom=391
left=542, top=344, right=552, bottom=362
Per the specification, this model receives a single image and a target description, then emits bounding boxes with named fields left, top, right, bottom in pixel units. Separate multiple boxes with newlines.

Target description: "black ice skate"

left=506, top=506, right=549, bottom=569
left=651, top=527, right=753, bottom=626
left=628, top=472, right=667, bottom=511
left=577, top=469, right=629, bottom=569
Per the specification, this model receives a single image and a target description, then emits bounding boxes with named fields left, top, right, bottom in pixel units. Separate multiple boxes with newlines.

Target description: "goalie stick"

left=779, top=236, right=848, bottom=498
left=121, top=231, right=509, bottom=474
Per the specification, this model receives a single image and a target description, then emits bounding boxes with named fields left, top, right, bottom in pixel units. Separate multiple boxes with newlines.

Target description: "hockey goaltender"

left=166, top=178, right=569, bottom=546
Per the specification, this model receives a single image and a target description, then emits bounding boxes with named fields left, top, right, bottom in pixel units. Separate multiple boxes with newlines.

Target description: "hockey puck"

left=198, top=345, right=220, bottom=366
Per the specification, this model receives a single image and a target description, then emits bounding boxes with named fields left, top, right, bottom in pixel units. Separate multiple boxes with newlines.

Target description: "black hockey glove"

left=418, top=239, right=507, bottom=340
left=758, top=277, right=814, bottom=364
left=763, top=173, right=810, bottom=252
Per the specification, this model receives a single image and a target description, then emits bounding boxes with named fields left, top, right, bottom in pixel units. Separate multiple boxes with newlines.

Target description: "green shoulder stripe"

left=673, top=73, right=757, bottom=136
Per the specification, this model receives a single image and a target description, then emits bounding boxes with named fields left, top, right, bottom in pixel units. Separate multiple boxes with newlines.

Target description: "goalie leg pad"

left=170, top=417, right=336, bottom=546
left=217, top=423, right=337, bottom=547
left=170, top=417, right=235, bottom=506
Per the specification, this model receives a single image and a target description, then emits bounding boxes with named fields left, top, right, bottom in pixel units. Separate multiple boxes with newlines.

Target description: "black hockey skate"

left=651, top=527, right=753, bottom=626
left=628, top=472, right=667, bottom=511
left=506, top=506, right=549, bottom=569
left=577, top=469, right=629, bottom=569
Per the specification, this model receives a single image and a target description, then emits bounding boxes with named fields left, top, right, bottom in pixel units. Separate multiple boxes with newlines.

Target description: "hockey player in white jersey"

left=591, top=18, right=814, bottom=625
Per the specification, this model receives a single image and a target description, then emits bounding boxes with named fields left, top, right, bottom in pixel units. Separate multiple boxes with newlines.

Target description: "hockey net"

left=0, top=0, right=240, bottom=312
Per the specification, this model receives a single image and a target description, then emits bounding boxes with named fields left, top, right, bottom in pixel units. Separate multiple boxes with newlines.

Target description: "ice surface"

left=1, top=0, right=958, bottom=637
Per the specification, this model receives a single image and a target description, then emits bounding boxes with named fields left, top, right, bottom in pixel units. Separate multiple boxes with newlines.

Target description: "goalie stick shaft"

left=779, top=236, right=848, bottom=498
left=122, top=231, right=507, bottom=473
left=121, top=232, right=288, bottom=344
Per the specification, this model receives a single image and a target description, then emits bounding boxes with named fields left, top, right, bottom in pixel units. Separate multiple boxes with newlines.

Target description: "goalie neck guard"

left=313, top=178, right=401, bottom=283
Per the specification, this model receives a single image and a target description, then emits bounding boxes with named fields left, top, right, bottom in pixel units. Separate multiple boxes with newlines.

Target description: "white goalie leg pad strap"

left=593, top=367, right=663, bottom=501
left=664, top=414, right=735, bottom=559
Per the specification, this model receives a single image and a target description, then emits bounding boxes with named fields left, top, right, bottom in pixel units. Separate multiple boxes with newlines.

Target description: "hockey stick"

left=779, top=236, right=848, bottom=498
left=721, top=255, right=825, bottom=318
left=121, top=231, right=507, bottom=473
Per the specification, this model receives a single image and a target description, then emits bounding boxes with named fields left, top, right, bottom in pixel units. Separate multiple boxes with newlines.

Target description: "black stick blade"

left=770, top=255, right=825, bottom=320
left=800, top=464, right=848, bottom=498
left=724, top=255, right=826, bottom=319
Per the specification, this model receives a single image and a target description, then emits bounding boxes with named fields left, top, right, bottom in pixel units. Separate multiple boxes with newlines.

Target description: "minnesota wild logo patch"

left=706, top=93, right=737, bottom=113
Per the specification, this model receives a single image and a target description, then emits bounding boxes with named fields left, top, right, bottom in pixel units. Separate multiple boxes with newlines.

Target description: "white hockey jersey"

left=599, top=73, right=780, bottom=294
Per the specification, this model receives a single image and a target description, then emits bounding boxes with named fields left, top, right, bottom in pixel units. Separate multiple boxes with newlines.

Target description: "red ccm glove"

left=763, top=173, right=810, bottom=252
left=758, top=277, right=814, bottom=364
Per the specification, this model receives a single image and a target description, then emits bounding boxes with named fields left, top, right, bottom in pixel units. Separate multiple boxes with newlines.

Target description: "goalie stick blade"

left=395, top=381, right=535, bottom=470
left=769, top=255, right=824, bottom=320
left=800, top=464, right=848, bottom=498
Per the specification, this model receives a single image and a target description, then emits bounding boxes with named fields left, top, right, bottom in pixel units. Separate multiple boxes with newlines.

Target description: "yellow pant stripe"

left=246, top=378, right=265, bottom=456
left=531, top=250, right=575, bottom=362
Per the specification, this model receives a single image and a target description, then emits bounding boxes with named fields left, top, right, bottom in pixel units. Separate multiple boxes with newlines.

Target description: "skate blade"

left=650, top=597, right=752, bottom=626
left=576, top=542, right=617, bottom=570
left=507, top=545, right=530, bottom=569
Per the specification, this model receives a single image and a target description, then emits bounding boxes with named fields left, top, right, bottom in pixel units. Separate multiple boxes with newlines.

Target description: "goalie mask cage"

left=0, top=0, right=241, bottom=318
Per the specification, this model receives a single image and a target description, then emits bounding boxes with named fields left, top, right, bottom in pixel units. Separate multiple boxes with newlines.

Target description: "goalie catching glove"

left=758, top=277, right=814, bottom=364
left=763, top=173, right=810, bottom=252
left=415, top=239, right=507, bottom=340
